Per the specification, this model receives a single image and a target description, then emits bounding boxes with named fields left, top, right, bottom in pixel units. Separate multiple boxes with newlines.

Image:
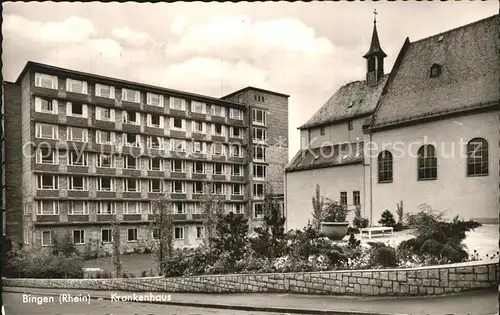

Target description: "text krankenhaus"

left=110, top=293, right=172, bottom=302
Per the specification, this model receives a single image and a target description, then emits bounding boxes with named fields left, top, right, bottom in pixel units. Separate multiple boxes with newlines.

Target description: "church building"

left=285, top=14, right=499, bottom=231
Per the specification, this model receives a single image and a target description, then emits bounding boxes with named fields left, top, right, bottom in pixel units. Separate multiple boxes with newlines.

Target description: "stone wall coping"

left=5, top=260, right=496, bottom=281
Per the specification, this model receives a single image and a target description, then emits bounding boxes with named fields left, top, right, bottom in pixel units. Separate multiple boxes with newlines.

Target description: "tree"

left=211, top=212, right=249, bottom=271
left=311, top=184, right=325, bottom=231
left=378, top=209, right=396, bottom=227
left=199, top=181, right=225, bottom=248
left=252, top=185, right=286, bottom=260
left=52, top=231, right=77, bottom=256
left=110, top=220, right=122, bottom=278
left=150, top=198, right=174, bottom=274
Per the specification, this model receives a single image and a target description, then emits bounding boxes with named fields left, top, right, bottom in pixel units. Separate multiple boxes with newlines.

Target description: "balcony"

left=32, top=86, right=58, bottom=98
left=66, top=116, right=89, bottom=127
left=34, top=163, right=59, bottom=172
left=66, top=91, right=90, bottom=103
left=122, top=124, right=141, bottom=134
left=211, top=135, right=226, bottom=143
left=123, top=214, right=142, bottom=221
left=123, top=168, right=141, bottom=177
left=93, top=95, right=116, bottom=106
left=192, top=193, right=203, bottom=200
left=170, top=193, right=186, bottom=200
left=123, top=191, right=142, bottom=199
left=36, top=215, right=60, bottom=222
left=147, top=170, right=165, bottom=177
left=95, top=168, right=117, bottom=176
left=191, top=133, right=206, bottom=141
left=122, top=100, right=141, bottom=111
left=67, top=165, right=90, bottom=174
left=97, top=214, right=116, bottom=221
left=145, top=104, right=165, bottom=114
left=94, top=119, right=116, bottom=130
left=170, top=130, right=186, bottom=138
left=170, top=172, right=186, bottom=179
left=36, top=190, right=60, bottom=198
left=144, top=126, right=165, bottom=136
left=190, top=112, right=207, bottom=121
left=192, top=173, right=207, bottom=180
left=32, top=111, right=59, bottom=124
left=212, top=174, right=226, bottom=181
left=228, top=156, right=245, bottom=164
left=169, top=108, right=187, bottom=118
left=211, top=155, right=226, bottom=162
left=67, top=215, right=89, bottom=222
left=228, top=118, right=245, bottom=127
left=172, top=213, right=187, bottom=220
left=230, top=175, right=245, bottom=182
left=67, top=190, right=90, bottom=198
left=231, top=194, right=245, bottom=201
left=96, top=191, right=117, bottom=198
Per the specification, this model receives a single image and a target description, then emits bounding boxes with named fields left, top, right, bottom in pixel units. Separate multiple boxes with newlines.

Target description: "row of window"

left=35, top=119, right=257, bottom=141
left=34, top=225, right=204, bottom=246
left=33, top=200, right=244, bottom=216
left=37, top=97, right=245, bottom=121
left=377, top=138, right=489, bottom=182
left=339, top=191, right=361, bottom=206
left=253, top=201, right=285, bottom=219
left=35, top=73, right=261, bottom=121
left=36, top=174, right=247, bottom=194
left=37, top=149, right=267, bottom=172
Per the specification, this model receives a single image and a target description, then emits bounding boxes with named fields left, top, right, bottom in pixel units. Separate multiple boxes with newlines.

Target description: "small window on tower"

left=320, top=127, right=326, bottom=136
left=430, top=63, right=442, bottom=78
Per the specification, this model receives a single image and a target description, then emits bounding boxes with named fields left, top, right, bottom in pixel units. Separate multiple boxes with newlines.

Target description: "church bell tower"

left=363, top=9, right=387, bottom=86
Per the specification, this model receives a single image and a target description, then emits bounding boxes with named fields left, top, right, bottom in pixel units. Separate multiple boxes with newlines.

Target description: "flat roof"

left=15, top=61, right=245, bottom=107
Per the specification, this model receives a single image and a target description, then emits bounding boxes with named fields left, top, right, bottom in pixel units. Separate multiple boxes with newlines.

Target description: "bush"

left=398, top=205, right=481, bottom=263
left=347, top=227, right=359, bottom=234
left=348, top=234, right=361, bottom=249
left=378, top=210, right=396, bottom=227
left=370, top=246, right=398, bottom=268
left=393, top=222, right=405, bottom=232
left=52, top=232, right=77, bottom=256
left=353, top=217, right=369, bottom=229
left=4, top=249, right=84, bottom=278
left=323, top=199, right=349, bottom=222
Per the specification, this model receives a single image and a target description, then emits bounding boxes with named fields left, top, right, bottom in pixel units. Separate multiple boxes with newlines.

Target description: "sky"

left=3, top=2, right=498, bottom=160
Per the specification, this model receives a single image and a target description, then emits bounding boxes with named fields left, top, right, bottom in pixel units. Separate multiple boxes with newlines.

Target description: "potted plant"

left=319, top=199, right=349, bottom=240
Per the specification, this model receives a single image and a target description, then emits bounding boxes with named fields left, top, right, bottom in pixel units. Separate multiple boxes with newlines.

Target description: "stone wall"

left=4, top=261, right=498, bottom=296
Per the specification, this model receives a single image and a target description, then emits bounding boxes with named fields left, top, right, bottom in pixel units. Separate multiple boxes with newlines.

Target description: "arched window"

left=417, top=145, right=437, bottom=180
left=378, top=151, right=393, bottom=183
left=467, top=138, right=488, bottom=176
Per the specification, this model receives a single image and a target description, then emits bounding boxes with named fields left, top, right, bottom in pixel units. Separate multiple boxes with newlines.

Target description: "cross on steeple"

left=373, top=9, right=378, bottom=23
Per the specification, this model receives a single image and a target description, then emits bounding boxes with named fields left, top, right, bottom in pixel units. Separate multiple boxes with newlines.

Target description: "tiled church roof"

left=370, top=14, right=499, bottom=129
left=286, top=142, right=364, bottom=172
left=298, top=75, right=388, bottom=129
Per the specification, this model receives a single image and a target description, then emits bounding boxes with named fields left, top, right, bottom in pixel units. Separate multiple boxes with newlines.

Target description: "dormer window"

left=430, top=63, right=442, bottom=78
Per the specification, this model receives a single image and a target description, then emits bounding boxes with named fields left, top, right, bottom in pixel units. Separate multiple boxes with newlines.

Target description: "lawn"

left=84, top=224, right=499, bottom=277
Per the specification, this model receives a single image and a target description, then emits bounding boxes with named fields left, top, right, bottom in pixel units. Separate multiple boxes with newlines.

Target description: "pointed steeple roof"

left=363, top=19, right=387, bottom=58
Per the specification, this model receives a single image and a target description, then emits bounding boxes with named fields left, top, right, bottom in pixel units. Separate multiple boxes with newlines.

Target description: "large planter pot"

left=320, top=221, right=349, bottom=240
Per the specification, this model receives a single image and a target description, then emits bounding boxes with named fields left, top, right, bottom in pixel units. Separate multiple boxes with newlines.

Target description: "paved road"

left=3, top=292, right=287, bottom=315
left=4, top=286, right=499, bottom=315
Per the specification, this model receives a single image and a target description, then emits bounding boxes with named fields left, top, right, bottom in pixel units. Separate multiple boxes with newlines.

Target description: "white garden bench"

left=360, top=226, right=394, bottom=239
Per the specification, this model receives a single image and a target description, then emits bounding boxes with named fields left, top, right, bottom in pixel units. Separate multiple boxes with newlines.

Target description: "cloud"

left=111, top=27, right=156, bottom=47
left=3, top=14, right=94, bottom=43
left=164, top=15, right=334, bottom=61
left=170, top=15, right=189, bottom=35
